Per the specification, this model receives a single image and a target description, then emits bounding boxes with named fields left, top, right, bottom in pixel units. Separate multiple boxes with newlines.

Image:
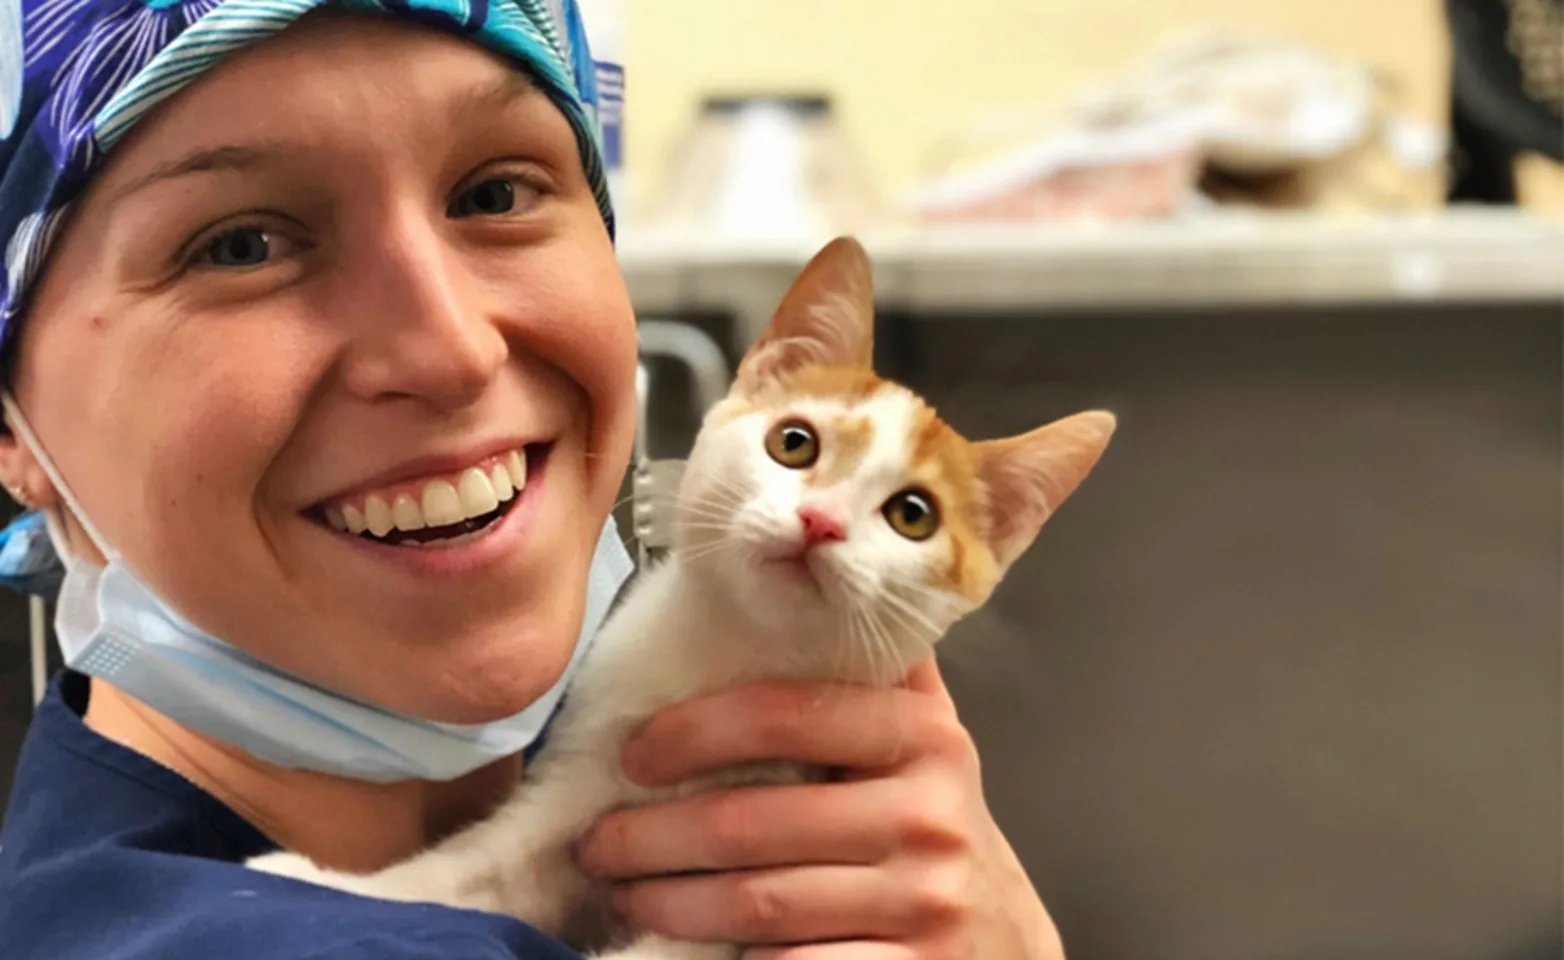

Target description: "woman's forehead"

left=97, top=15, right=555, bottom=186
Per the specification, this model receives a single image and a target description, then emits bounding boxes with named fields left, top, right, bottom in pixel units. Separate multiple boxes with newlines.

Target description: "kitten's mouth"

left=308, top=443, right=550, bottom=548
left=767, top=555, right=814, bottom=578
left=760, top=548, right=831, bottom=592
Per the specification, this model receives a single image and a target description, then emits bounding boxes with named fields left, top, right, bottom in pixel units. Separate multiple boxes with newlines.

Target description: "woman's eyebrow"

left=107, top=72, right=537, bottom=206
left=109, top=142, right=295, bottom=205
left=453, top=69, right=539, bottom=117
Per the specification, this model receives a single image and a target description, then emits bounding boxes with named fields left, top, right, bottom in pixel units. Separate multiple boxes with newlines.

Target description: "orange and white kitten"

left=249, top=237, right=1116, bottom=959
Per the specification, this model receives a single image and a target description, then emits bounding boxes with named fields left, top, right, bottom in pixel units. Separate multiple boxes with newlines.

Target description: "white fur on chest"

left=249, top=558, right=875, bottom=958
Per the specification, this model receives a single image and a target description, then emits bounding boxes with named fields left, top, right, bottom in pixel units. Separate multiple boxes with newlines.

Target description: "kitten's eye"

left=883, top=489, right=940, bottom=541
left=765, top=419, right=819, bottom=469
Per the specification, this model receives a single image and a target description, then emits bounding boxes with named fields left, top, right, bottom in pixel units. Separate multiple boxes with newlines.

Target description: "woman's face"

left=1, top=12, right=638, bottom=724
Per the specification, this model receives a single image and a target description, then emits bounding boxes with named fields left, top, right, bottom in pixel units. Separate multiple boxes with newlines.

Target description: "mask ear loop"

left=29, top=592, right=46, bottom=706
left=1, top=393, right=117, bottom=565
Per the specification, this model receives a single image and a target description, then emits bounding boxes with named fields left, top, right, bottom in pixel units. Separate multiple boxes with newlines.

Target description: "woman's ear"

left=0, top=407, right=58, bottom=511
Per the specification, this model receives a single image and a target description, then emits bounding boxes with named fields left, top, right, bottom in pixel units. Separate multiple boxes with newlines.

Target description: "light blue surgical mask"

left=0, top=393, right=634, bottom=782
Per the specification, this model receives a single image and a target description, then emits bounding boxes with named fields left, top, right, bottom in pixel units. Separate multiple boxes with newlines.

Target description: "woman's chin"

left=390, top=609, right=585, bottom=726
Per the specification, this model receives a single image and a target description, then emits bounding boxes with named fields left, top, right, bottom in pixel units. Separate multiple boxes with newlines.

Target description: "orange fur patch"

left=782, top=364, right=888, bottom=401
left=714, top=364, right=884, bottom=426
left=813, top=414, right=876, bottom=486
left=901, top=401, right=999, bottom=603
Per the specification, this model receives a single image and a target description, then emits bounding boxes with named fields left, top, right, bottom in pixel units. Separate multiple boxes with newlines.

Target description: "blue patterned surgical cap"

left=0, top=0, right=613, bottom=364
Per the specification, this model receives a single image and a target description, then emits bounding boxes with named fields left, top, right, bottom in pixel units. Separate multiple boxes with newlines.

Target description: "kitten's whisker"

left=841, top=580, right=907, bottom=686
left=688, top=499, right=742, bottom=519
left=890, top=581, right=966, bottom=616
left=831, top=559, right=877, bottom=601
left=690, top=478, right=748, bottom=504
left=682, top=492, right=744, bottom=514
left=701, top=471, right=751, bottom=499
left=677, top=489, right=745, bottom=514
left=876, top=606, right=913, bottom=685
left=854, top=605, right=874, bottom=685
left=835, top=566, right=933, bottom=670
left=838, top=604, right=863, bottom=688
left=855, top=604, right=888, bottom=688
left=672, top=525, right=744, bottom=545
left=891, top=581, right=966, bottom=619
left=854, top=603, right=884, bottom=687
left=878, top=590, right=944, bottom=643
left=874, top=601, right=940, bottom=683
left=861, top=608, right=913, bottom=728
left=673, top=504, right=735, bottom=523
left=676, top=538, right=745, bottom=563
left=677, top=535, right=739, bottom=554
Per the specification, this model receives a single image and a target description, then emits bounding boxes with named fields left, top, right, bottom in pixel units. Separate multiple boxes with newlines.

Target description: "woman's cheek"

left=527, top=250, right=637, bottom=501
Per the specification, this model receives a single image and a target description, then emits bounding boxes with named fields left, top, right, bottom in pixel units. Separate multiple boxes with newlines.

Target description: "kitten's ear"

left=735, top=236, right=875, bottom=390
left=974, top=411, right=1116, bottom=570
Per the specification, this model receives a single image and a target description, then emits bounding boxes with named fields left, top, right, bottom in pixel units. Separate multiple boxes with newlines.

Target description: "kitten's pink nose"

left=798, top=507, right=846, bottom=548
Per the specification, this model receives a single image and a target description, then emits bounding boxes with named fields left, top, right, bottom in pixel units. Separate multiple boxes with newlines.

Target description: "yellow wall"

left=623, top=0, right=1563, bottom=212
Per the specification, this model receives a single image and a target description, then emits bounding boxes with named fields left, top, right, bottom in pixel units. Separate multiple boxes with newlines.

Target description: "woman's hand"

left=575, top=659, right=1065, bottom=959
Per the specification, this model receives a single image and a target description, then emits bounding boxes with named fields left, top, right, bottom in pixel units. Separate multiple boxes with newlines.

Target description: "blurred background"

left=4, top=1, right=1562, bottom=958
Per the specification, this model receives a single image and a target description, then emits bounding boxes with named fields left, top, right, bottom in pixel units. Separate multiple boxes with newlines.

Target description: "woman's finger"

left=621, top=680, right=964, bottom=787
left=613, top=865, right=927, bottom=945
left=902, top=657, right=954, bottom=706
left=578, top=780, right=911, bottom=879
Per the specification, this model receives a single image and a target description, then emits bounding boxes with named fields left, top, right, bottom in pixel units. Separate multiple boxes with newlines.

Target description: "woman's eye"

left=882, top=488, right=940, bottom=541
left=450, top=178, right=528, bottom=217
left=199, top=227, right=274, bottom=269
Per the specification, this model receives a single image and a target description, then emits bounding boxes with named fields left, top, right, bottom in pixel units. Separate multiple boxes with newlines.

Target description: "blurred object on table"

left=911, top=108, right=1209, bottom=224
left=1444, top=0, right=1563, bottom=204
left=637, top=93, right=884, bottom=239
left=907, top=31, right=1449, bottom=224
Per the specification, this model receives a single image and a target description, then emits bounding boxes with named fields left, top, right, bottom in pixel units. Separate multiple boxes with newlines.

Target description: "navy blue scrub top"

left=0, top=671, right=581, bottom=959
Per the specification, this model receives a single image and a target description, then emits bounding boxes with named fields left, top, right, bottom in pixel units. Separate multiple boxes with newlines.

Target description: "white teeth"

left=458, top=467, right=499, bottom=516
left=421, top=480, right=463, bottom=528
left=364, top=496, right=394, bottom=537
left=392, top=494, right=424, bottom=532
left=490, top=464, right=515, bottom=502
left=506, top=450, right=527, bottom=490
left=332, top=448, right=529, bottom=539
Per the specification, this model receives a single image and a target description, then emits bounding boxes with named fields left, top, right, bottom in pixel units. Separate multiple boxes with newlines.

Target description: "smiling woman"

left=0, top=2, right=647, bottom=955
left=11, top=12, right=638, bottom=730
left=0, top=1, right=1069, bottom=957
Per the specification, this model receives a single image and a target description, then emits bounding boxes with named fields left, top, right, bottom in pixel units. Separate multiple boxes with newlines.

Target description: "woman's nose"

left=337, top=215, right=508, bottom=412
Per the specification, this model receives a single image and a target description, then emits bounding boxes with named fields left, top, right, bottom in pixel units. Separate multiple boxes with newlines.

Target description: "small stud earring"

left=6, top=485, right=30, bottom=508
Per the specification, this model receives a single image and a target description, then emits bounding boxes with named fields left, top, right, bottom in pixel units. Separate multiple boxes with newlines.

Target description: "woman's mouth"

left=310, top=443, right=550, bottom=548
